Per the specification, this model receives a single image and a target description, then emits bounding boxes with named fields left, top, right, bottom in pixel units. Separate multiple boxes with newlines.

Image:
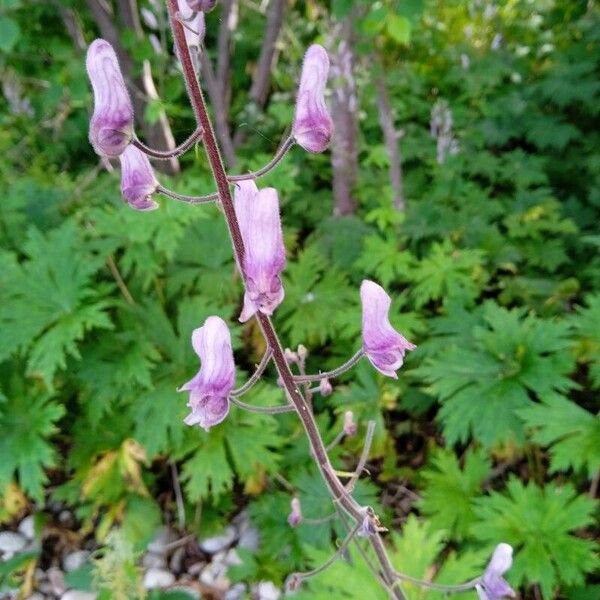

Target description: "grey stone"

left=256, top=581, right=281, bottom=600
left=224, top=583, right=247, bottom=600
left=63, top=550, right=89, bottom=572
left=58, top=510, right=75, bottom=528
left=224, top=549, right=242, bottom=567
left=18, top=515, right=36, bottom=540
left=47, top=566, right=67, bottom=596
left=147, top=527, right=176, bottom=555
left=60, top=591, right=97, bottom=600
left=0, top=531, right=27, bottom=556
left=199, top=527, right=236, bottom=554
left=187, top=561, right=205, bottom=576
left=142, top=551, right=167, bottom=569
left=238, top=526, right=259, bottom=552
left=169, top=546, right=185, bottom=573
left=143, top=567, right=176, bottom=589
left=198, top=561, right=228, bottom=589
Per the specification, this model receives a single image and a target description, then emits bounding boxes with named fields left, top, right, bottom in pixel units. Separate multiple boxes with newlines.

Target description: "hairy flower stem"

left=166, top=3, right=404, bottom=597
left=133, top=127, right=203, bottom=159
left=227, top=136, right=295, bottom=182
left=294, top=348, right=364, bottom=383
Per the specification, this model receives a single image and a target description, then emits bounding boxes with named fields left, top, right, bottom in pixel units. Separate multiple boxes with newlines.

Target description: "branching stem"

left=294, top=349, right=364, bottom=383
left=345, top=421, right=376, bottom=493
left=157, top=185, right=218, bottom=204
left=231, top=350, right=272, bottom=396
left=230, top=396, right=295, bottom=415
left=133, top=127, right=203, bottom=159
left=165, top=4, right=405, bottom=597
left=227, top=136, right=295, bottom=182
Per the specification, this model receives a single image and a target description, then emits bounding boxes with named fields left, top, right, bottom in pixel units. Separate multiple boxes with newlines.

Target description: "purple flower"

left=292, top=44, right=333, bottom=153
left=178, top=0, right=205, bottom=47
left=287, top=497, right=302, bottom=527
left=86, top=39, right=134, bottom=157
left=360, top=280, right=416, bottom=378
left=186, top=0, right=217, bottom=12
left=234, top=181, right=286, bottom=322
left=476, top=544, right=516, bottom=600
left=179, top=316, right=235, bottom=431
left=119, top=145, right=159, bottom=211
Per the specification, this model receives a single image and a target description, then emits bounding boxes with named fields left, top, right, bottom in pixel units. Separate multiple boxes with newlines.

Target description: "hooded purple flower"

left=186, top=0, right=217, bottom=12
left=86, top=39, right=134, bottom=157
left=178, top=0, right=205, bottom=47
left=360, top=280, right=416, bottom=378
left=292, top=44, right=333, bottom=153
left=119, top=145, right=159, bottom=211
left=179, top=316, right=235, bottom=431
left=234, top=181, right=286, bottom=322
left=476, top=544, right=516, bottom=600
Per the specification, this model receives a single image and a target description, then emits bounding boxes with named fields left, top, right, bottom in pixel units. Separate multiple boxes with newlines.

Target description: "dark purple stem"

left=165, top=2, right=404, bottom=596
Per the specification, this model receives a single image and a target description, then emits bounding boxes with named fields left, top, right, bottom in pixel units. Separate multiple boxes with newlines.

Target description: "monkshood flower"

left=292, top=44, right=333, bottom=153
left=186, top=0, right=217, bottom=12
left=86, top=39, right=134, bottom=157
left=119, top=145, right=159, bottom=211
left=287, top=497, right=302, bottom=527
left=476, top=544, right=516, bottom=600
left=235, top=181, right=286, bottom=322
left=178, top=0, right=205, bottom=47
left=360, top=280, right=416, bottom=378
left=179, top=316, right=235, bottom=431
left=343, top=410, right=357, bottom=436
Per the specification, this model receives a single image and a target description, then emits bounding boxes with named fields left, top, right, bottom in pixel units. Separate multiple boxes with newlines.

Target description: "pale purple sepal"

left=179, top=316, right=235, bottom=431
left=287, top=497, right=302, bottom=527
left=186, top=0, right=217, bottom=12
left=119, top=145, right=159, bottom=211
left=360, top=280, right=416, bottom=378
left=86, top=39, right=134, bottom=158
left=178, top=0, right=206, bottom=46
left=292, top=44, right=333, bottom=153
left=476, top=544, right=517, bottom=600
left=234, top=182, right=286, bottom=321
left=343, top=410, right=357, bottom=436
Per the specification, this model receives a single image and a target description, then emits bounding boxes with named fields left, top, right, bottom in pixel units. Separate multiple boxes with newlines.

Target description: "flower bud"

left=343, top=410, right=357, bottom=436
left=178, top=316, right=235, bottom=431
left=284, top=348, right=298, bottom=364
left=292, top=44, right=333, bottom=153
left=287, top=497, right=302, bottom=527
left=297, top=344, right=308, bottom=362
left=86, top=39, right=134, bottom=157
left=476, top=544, right=516, bottom=600
left=319, top=378, right=332, bottom=397
left=360, top=280, right=416, bottom=378
left=235, top=182, right=286, bottom=321
left=286, top=573, right=302, bottom=592
left=186, top=0, right=217, bottom=12
left=119, top=146, right=159, bottom=211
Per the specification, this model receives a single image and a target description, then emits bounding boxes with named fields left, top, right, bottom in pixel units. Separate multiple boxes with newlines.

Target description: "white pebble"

left=60, top=591, right=97, bottom=600
left=224, top=583, right=247, bottom=600
left=63, top=550, right=89, bottom=572
left=142, top=552, right=167, bottom=569
left=18, top=516, right=36, bottom=540
left=147, top=527, right=176, bottom=555
left=0, top=531, right=27, bottom=555
left=199, top=527, right=236, bottom=554
left=143, top=567, right=175, bottom=589
left=256, top=581, right=281, bottom=600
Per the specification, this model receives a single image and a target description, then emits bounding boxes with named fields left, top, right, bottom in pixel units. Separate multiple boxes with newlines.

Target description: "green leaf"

left=519, top=394, right=600, bottom=477
left=0, top=16, right=20, bottom=53
left=415, top=302, right=576, bottom=447
left=386, top=14, right=411, bottom=45
left=570, top=293, right=600, bottom=388
left=355, top=234, right=414, bottom=287
left=418, top=448, right=490, bottom=540
left=0, top=382, right=64, bottom=501
left=471, top=478, right=599, bottom=598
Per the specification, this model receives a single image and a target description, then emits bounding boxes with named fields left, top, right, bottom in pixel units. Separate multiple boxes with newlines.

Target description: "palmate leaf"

left=570, top=293, right=600, bottom=388
left=418, top=448, right=490, bottom=541
left=354, top=234, right=414, bottom=287
left=278, top=246, right=357, bottom=346
left=471, top=478, right=599, bottom=598
left=0, top=379, right=64, bottom=501
left=0, top=221, right=112, bottom=386
left=409, top=240, right=487, bottom=308
left=519, top=394, right=600, bottom=477
left=414, top=302, right=576, bottom=447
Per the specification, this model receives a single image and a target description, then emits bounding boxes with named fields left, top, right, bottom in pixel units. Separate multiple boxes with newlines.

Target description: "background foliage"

left=0, top=0, right=599, bottom=598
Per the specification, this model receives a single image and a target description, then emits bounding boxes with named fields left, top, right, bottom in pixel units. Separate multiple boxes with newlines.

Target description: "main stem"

left=166, top=4, right=404, bottom=597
